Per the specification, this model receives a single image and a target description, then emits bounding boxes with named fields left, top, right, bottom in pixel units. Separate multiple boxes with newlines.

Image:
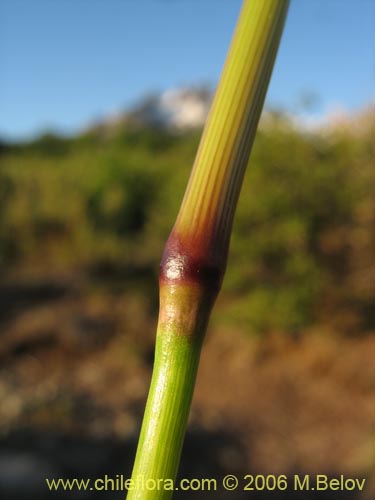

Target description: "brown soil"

left=0, top=277, right=373, bottom=499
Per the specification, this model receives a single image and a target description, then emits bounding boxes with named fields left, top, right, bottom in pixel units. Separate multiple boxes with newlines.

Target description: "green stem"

left=127, top=335, right=202, bottom=499
left=127, top=285, right=213, bottom=500
left=126, top=1, right=289, bottom=498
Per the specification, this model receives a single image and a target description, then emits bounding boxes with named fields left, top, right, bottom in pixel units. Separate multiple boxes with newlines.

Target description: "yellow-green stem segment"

left=126, top=2, right=289, bottom=499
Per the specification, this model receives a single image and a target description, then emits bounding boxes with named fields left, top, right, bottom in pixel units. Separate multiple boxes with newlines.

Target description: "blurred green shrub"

left=86, top=157, right=156, bottom=236
left=1, top=116, right=373, bottom=334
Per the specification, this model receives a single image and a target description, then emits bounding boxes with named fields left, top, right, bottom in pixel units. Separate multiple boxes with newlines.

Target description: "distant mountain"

left=78, top=86, right=375, bottom=141
left=100, top=87, right=213, bottom=132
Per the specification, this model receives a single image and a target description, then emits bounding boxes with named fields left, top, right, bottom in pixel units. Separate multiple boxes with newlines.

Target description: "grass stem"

left=126, top=2, right=290, bottom=498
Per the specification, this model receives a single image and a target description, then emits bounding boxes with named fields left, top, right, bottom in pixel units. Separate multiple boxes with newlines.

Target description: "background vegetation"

left=1, top=111, right=373, bottom=332
left=0, top=110, right=373, bottom=499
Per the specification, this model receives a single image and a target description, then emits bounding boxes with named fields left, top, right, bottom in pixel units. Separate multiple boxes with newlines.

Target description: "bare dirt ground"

left=0, top=276, right=374, bottom=499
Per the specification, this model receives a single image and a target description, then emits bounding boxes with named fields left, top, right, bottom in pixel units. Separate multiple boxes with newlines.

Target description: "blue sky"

left=1, top=0, right=374, bottom=141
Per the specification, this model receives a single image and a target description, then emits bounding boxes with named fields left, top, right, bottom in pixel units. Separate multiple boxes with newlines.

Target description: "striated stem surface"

left=126, top=2, right=290, bottom=499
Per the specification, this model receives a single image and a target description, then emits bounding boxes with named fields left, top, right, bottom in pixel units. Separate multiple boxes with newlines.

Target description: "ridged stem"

left=126, top=2, right=290, bottom=499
